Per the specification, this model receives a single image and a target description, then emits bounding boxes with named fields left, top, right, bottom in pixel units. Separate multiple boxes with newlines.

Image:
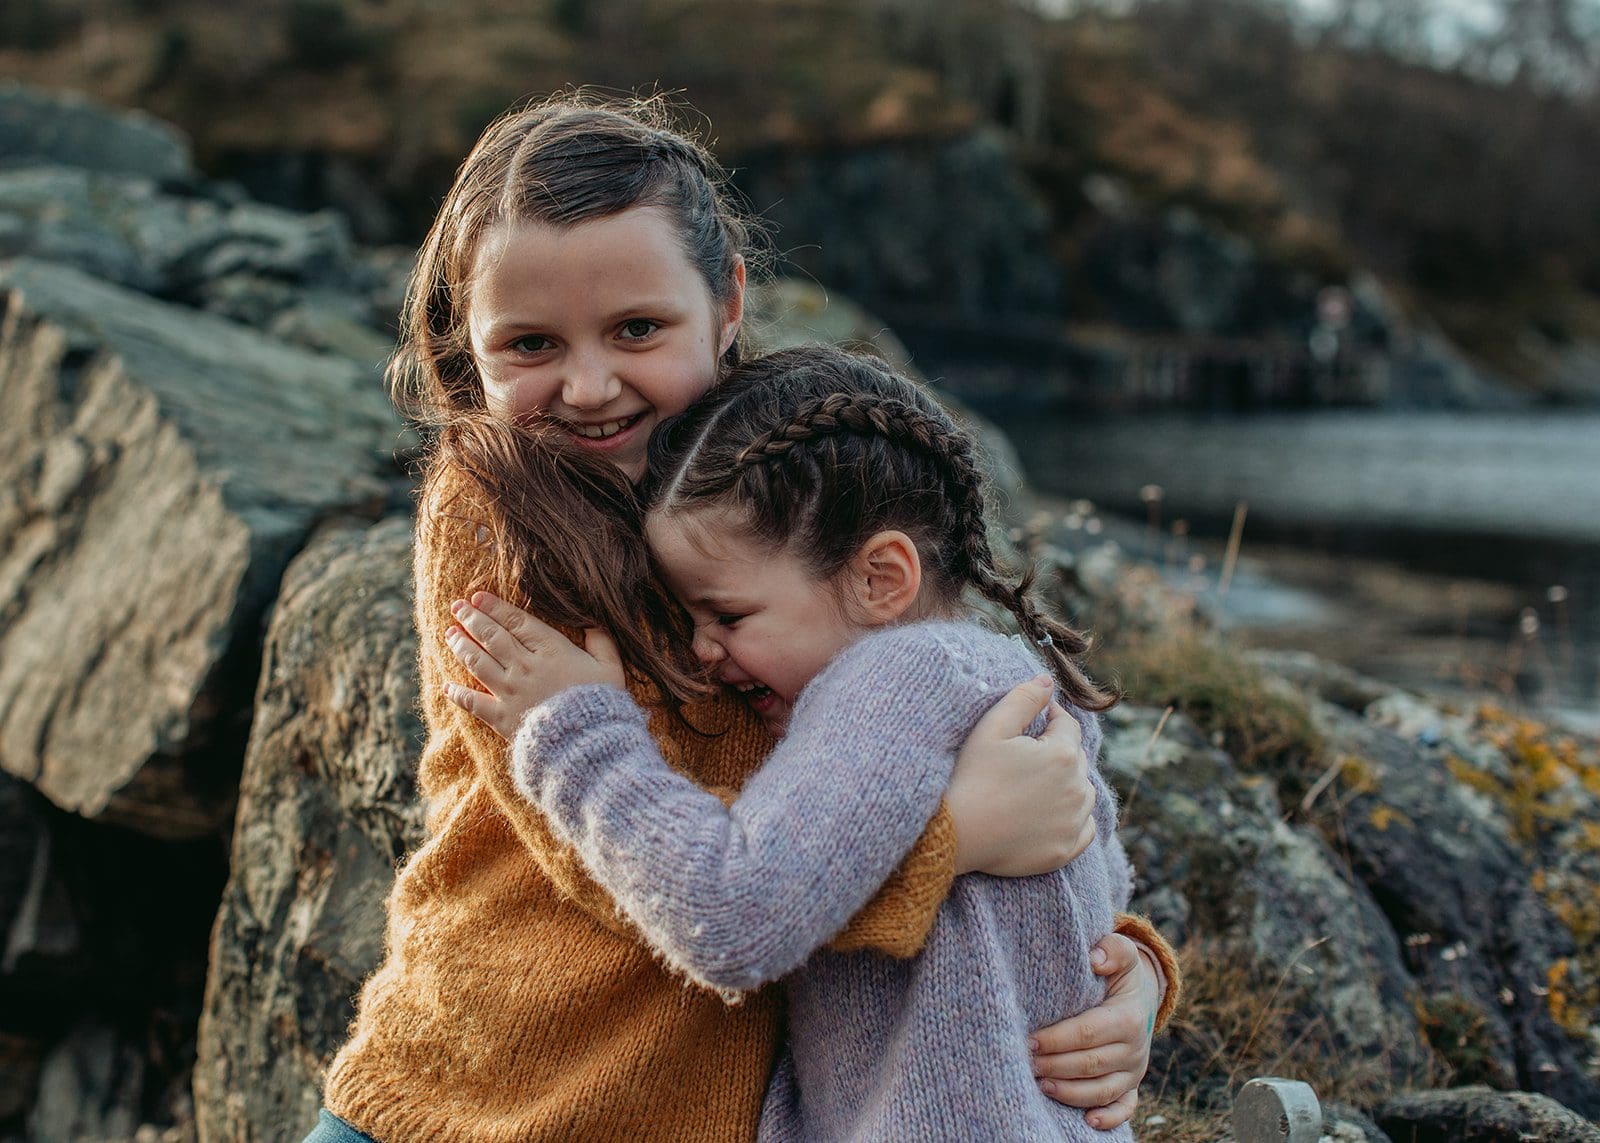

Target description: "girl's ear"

left=717, top=256, right=746, bottom=357
left=848, top=530, right=923, bottom=625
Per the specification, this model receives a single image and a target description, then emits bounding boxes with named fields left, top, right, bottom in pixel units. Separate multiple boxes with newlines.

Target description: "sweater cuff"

left=1113, top=912, right=1181, bottom=1033
left=511, top=684, right=645, bottom=798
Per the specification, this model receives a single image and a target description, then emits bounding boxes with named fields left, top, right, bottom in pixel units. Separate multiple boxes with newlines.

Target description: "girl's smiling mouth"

left=561, top=412, right=647, bottom=446
left=731, top=680, right=779, bottom=716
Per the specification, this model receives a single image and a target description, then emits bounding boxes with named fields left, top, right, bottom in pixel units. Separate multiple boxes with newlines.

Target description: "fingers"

left=583, top=627, right=623, bottom=670
left=450, top=598, right=519, bottom=669
left=973, top=674, right=1055, bottom=740
left=1029, top=1001, right=1136, bottom=1058
left=470, top=591, right=562, bottom=654
left=443, top=680, right=488, bottom=720
left=444, top=618, right=508, bottom=692
left=1037, top=1071, right=1140, bottom=1114
left=1037, top=700, right=1086, bottom=755
left=1087, top=1087, right=1139, bottom=1130
left=1033, top=1039, right=1138, bottom=1081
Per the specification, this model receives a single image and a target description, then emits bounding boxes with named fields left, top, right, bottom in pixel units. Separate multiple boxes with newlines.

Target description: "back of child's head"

left=646, top=346, right=1115, bottom=712
left=390, top=90, right=758, bottom=425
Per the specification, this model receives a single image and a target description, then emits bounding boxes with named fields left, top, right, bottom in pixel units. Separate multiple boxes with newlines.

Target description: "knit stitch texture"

left=516, top=620, right=1135, bottom=1141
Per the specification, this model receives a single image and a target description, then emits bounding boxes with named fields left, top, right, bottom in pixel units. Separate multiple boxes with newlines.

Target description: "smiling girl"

left=309, top=93, right=1175, bottom=1143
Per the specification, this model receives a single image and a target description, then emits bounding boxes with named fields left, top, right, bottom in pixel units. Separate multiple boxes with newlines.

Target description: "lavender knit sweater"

left=514, top=620, right=1134, bottom=1141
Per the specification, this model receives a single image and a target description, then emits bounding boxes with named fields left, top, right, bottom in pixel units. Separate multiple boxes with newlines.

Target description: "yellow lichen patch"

left=1338, top=756, right=1381, bottom=797
left=1368, top=804, right=1413, bottom=832
left=1544, top=958, right=1595, bottom=1038
left=1447, top=709, right=1593, bottom=846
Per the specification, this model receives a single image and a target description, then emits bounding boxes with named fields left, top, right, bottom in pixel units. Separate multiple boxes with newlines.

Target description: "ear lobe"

left=852, top=530, right=922, bottom=624
left=718, top=257, right=747, bottom=357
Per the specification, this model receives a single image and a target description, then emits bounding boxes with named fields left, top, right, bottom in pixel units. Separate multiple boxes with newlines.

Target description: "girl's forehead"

left=465, top=207, right=717, bottom=322
left=648, top=507, right=764, bottom=563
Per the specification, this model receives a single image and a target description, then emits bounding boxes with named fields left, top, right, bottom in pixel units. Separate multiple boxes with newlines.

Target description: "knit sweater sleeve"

left=512, top=624, right=1020, bottom=993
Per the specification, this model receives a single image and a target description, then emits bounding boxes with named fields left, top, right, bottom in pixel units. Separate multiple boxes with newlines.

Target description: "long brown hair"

left=389, top=89, right=762, bottom=425
left=646, top=347, right=1117, bottom=713
left=422, top=414, right=710, bottom=704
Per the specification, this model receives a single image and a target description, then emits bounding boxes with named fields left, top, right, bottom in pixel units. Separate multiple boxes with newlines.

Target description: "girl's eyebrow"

left=599, top=301, right=682, bottom=325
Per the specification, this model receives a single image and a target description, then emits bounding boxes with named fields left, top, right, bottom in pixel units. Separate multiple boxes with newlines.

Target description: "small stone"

left=1233, top=1077, right=1322, bottom=1143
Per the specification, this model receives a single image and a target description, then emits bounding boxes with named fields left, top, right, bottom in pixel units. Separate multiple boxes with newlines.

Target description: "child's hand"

left=1028, top=933, right=1159, bottom=1127
left=947, top=677, right=1096, bottom=877
left=442, top=591, right=625, bottom=740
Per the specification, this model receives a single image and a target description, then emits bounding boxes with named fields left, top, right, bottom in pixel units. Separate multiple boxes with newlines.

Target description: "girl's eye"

left=510, top=333, right=553, bottom=354
left=715, top=614, right=743, bottom=628
left=620, top=319, right=659, bottom=340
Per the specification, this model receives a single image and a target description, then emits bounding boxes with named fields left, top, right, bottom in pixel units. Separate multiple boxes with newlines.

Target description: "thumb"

left=1091, top=933, right=1141, bottom=980
left=972, top=674, right=1054, bottom=740
left=583, top=627, right=624, bottom=671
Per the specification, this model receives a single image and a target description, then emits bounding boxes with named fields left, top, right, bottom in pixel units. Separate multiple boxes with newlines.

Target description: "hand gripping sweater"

left=319, top=464, right=959, bottom=1143
left=514, top=620, right=1137, bottom=1141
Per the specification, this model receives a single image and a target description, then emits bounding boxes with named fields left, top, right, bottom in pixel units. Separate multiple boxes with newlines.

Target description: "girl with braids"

left=314, top=90, right=1173, bottom=1142
left=444, top=346, right=1146, bottom=1140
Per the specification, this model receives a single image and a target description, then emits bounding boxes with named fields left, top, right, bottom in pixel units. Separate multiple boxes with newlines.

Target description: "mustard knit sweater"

left=320, top=464, right=959, bottom=1142
left=321, top=461, right=1180, bottom=1142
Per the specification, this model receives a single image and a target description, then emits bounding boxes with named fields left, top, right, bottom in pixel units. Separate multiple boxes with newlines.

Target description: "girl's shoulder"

left=818, top=620, right=1101, bottom=754
left=819, top=619, right=1047, bottom=702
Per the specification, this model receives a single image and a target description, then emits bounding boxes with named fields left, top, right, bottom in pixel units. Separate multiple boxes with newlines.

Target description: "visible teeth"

left=570, top=416, right=635, bottom=440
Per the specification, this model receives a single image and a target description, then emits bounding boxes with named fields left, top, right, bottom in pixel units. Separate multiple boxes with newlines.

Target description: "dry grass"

left=1134, top=936, right=1419, bottom=1141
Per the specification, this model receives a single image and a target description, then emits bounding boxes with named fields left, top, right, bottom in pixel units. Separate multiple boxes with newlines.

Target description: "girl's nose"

left=561, top=354, right=622, bottom=410
left=691, top=627, right=726, bottom=666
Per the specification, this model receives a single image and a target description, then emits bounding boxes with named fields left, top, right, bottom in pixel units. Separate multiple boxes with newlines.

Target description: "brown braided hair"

left=646, top=347, right=1115, bottom=712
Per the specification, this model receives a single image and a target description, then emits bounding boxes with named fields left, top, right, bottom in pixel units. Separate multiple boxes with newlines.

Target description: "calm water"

left=987, top=409, right=1600, bottom=713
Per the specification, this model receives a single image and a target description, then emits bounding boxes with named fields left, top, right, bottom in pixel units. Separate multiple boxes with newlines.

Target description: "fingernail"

left=1091, top=947, right=1107, bottom=967
left=1027, top=1036, right=1040, bottom=1053
left=450, top=600, right=464, bottom=615
left=1087, top=1115, right=1102, bottom=1129
left=472, top=591, right=485, bottom=606
left=1038, top=1080, right=1056, bottom=1097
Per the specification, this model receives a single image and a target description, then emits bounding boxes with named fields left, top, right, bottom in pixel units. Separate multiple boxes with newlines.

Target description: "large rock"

left=1311, top=700, right=1600, bottom=1115
left=738, top=129, right=1062, bottom=323
left=0, top=83, right=193, bottom=183
left=0, top=259, right=402, bottom=838
left=193, top=516, right=422, bottom=1143
left=1103, top=703, right=1434, bottom=1096
left=0, top=167, right=404, bottom=367
left=1375, top=1085, right=1600, bottom=1142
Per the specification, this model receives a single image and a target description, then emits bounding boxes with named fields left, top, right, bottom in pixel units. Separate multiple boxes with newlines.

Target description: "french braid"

left=646, top=346, right=1114, bottom=712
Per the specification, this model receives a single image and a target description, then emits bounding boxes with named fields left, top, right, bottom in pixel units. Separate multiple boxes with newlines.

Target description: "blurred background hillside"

left=4, top=0, right=1599, bottom=712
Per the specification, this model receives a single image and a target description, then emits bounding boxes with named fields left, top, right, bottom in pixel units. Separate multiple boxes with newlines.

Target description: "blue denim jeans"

left=302, top=1109, right=379, bottom=1143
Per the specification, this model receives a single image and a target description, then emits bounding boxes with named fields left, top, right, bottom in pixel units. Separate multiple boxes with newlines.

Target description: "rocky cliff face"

left=0, top=88, right=1596, bottom=1143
